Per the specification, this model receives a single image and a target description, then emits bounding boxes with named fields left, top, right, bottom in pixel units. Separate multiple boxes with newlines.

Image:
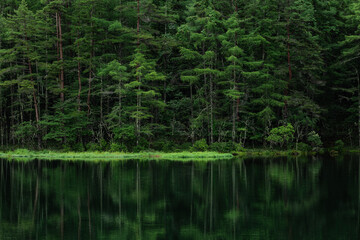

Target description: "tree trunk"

left=284, top=0, right=292, bottom=121
left=232, top=61, right=237, bottom=142
left=210, top=73, right=214, bottom=144
left=87, top=9, right=94, bottom=116
left=190, top=84, right=194, bottom=143
left=136, top=0, right=141, bottom=146
left=77, top=41, right=82, bottom=111
left=118, top=80, right=122, bottom=126
left=58, top=12, right=64, bottom=104
left=100, top=77, right=103, bottom=139
left=136, top=79, right=141, bottom=146
left=28, top=61, right=40, bottom=123
left=356, top=68, right=360, bottom=147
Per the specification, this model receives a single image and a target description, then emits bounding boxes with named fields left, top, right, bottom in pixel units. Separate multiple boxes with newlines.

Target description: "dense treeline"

left=0, top=0, right=359, bottom=151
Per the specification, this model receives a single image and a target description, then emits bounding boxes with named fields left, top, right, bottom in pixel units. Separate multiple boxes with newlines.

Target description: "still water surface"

left=0, top=155, right=359, bottom=239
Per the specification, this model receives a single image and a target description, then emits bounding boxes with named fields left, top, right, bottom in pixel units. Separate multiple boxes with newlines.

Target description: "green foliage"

left=14, top=121, right=37, bottom=144
left=109, top=142, right=128, bottom=152
left=151, top=139, right=175, bottom=152
left=209, top=142, right=236, bottom=153
left=0, top=150, right=234, bottom=161
left=266, top=124, right=295, bottom=148
left=297, top=142, right=311, bottom=152
left=86, top=142, right=101, bottom=152
left=0, top=0, right=356, bottom=151
left=192, top=139, right=209, bottom=152
left=307, top=131, right=323, bottom=150
left=334, top=140, right=345, bottom=152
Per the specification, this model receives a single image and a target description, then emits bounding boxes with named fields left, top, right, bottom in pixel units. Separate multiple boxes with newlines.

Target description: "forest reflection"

left=0, top=156, right=359, bottom=239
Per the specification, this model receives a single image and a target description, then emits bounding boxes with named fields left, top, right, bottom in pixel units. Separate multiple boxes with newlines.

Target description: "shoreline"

left=0, top=148, right=328, bottom=162
left=0, top=150, right=234, bottom=162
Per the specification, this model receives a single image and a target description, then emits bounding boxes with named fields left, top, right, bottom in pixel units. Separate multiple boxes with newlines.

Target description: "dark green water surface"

left=1, top=155, right=360, bottom=239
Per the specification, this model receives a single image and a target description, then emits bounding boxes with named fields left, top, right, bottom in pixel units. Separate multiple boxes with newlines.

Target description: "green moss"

left=233, top=149, right=310, bottom=158
left=0, top=150, right=234, bottom=162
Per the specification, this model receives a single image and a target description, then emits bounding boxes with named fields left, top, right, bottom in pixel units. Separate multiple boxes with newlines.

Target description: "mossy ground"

left=0, top=149, right=234, bottom=162
left=233, top=149, right=316, bottom=158
left=0, top=147, right=328, bottom=162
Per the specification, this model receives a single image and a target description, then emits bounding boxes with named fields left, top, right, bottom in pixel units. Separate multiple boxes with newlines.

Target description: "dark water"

left=0, top=155, right=360, bottom=239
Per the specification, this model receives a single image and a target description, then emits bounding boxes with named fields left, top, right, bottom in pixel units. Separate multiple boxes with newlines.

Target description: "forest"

left=0, top=0, right=359, bottom=152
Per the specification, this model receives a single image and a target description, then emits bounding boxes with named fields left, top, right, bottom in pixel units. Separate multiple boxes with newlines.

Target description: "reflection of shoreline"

left=0, top=156, right=357, bottom=239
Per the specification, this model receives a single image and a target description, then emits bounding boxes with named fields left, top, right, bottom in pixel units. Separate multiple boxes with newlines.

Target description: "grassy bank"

left=0, top=149, right=234, bottom=162
left=234, top=149, right=308, bottom=158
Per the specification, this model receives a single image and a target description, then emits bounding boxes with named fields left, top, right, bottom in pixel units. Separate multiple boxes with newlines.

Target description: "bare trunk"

left=25, top=18, right=41, bottom=147
left=210, top=74, right=214, bottom=144
left=58, top=12, right=64, bottom=103
left=87, top=10, right=94, bottom=116
left=284, top=0, right=292, bottom=121
left=77, top=42, right=82, bottom=111
left=28, top=62, right=40, bottom=123
left=136, top=79, right=141, bottom=146
left=232, top=61, right=237, bottom=142
left=356, top=68, right=360, bottom=147
left=100, top=77, right=103, bottom=139
left=190, top=84, right=194, bottom=143
left=136, top=0, right=141, bottom=146
left=118, top=80, right=122, bottom=126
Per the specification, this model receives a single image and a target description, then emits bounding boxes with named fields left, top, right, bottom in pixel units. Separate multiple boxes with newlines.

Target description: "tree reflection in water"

left=0, top=156, right=359, bottom=239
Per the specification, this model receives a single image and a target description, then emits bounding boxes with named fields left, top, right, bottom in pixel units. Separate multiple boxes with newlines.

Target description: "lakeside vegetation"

left=0, top=149, right=234, bottom=161
left=0, top=147, right=331, bottom=162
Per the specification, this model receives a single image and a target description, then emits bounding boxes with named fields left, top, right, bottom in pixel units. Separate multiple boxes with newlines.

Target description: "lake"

left=0, top=155, right=359, bottom=239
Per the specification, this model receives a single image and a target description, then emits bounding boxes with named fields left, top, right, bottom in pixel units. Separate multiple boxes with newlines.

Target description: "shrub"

left=110, top=142, right=128, bottom=152
left=235, top=144, right=246, bottom=152
left=192, top=139, right=209, bottom=151
left=265, top=123, right=295, bottom=148
left=151, top=139, right=175, bottom=152
left=209, top=142, right=236, bottom=153
left=12, top=148, right=31, bottom=155
left=297, top=142, right=311, bottom=152
left=72, top=142, right=85, bottom=152
left=86, top=142, right=101, bottom=151
left=334, top=140, right=345, bottom=152
left=307, top=131, right=322, bottom=150
left=176, top=142, right=193, bottom=152
left=99, top=139, right=109, bottom=151
left=62, top=141, right=85, bottom=152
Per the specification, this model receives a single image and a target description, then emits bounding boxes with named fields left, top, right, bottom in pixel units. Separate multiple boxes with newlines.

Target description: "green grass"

left=233, top=148, right=308, bottom=158
left=0, top=149, right=234, bottom=162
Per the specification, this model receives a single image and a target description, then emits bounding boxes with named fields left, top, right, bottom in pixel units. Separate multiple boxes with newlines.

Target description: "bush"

left=109, top=142, right=128, bottom=152
left=86, top=142, right=101, bottom=151
left=12, top=148, right=31, bottom=155
left=71, top=142, right=85, bottom=152
left=334, top=140, right=345, bottom=152
left=235, top=144, right=246, bottom=152
left=191, top=139, right=209, bottom=151
left=99, top=139, right=109, bottom=151
left=209, top=142, right=236, bottom=153
left=297, top=142, right=311, bottom=151
left=307, top=131, right=322, bottom=150
left=151, top=139, right=175, bottom=152
left=61, top=141, right=85, bottom=152
left=175, top=142, right=193, bottom=152
left=265, top=123, right=295, bottom=148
